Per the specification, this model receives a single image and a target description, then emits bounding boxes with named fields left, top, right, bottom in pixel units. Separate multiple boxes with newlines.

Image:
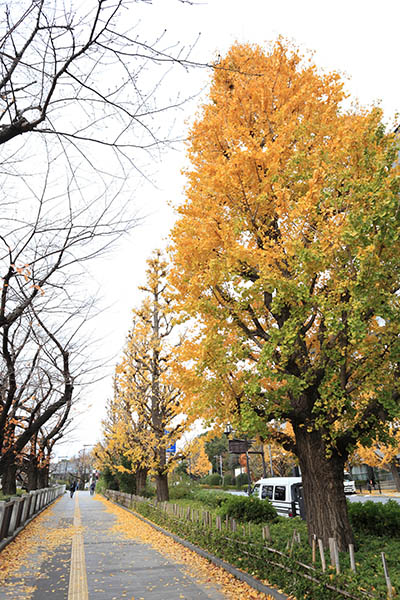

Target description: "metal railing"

left=0, top=485, right=65, bottom=550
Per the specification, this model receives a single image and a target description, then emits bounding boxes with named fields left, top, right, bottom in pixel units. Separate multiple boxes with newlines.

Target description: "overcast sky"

left=61, top=0, right=400, bottom=458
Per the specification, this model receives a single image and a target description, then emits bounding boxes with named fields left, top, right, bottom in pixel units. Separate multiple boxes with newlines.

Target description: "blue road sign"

left=166, top=442, right=176, bottom=453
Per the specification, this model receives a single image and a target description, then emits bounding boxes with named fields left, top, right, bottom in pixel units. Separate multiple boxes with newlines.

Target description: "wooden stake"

left=328, top=537, right=335, bottom=567
left=349, top=544, right=356, bottom=572
left=318, top=539, right=326, bottom=572
left=289, top=529, right=297, bottom=555
left=312, top=534, right=316, bottom=564
left=381, top=552, right=393, bottom=599
left=262, top=525, right=271, bottom=542
left=332, top=538, right=340, bottom=574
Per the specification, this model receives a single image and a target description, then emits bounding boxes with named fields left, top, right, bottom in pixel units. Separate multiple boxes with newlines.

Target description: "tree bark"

left=27, top=458, right=39, bottom=491
left=155, top=472, right=169, bottom=502
left=294, top=425, right=354, bottom=551
left=135, top=467, right=148, bottom=496
left=1, top=462, right=17, bottom=495
left=38, top=465, right=49, bottom=489
left=389, top=460, right=400, bottom=492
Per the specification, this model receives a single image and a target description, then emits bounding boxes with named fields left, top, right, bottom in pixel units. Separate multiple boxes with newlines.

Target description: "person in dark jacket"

left=70, top=480, right=78, bottom=498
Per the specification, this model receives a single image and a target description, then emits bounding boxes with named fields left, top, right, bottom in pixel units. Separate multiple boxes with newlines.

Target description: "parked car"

left=252, top=473, right=356, bottom=518
left=343, top=472, right=356, bottom=494
left=251, top=477, right=304, bottom=518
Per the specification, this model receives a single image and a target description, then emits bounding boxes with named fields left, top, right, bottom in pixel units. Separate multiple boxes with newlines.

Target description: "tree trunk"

left=135, top=467, right=147, bottom=496
left=1, top=462, right=17, bottom=495
left=389, top=460, right=400, bottom=492
left=38, top=465, right=49, bottom=489
left=294, top=425, right=354, bottom=551
left=155, top=472, right=169, bottom=502
left=27, top=458, right=39, bottom=491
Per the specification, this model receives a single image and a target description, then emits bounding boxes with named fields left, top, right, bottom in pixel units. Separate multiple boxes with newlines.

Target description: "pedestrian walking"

left=90, top=481, right=96, bottom=496
left=70, top=480, right=78, bottom=498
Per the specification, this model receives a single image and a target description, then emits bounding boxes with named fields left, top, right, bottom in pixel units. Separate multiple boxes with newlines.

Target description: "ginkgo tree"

left=183, top=436, right=212, bottom=478
left=112, top=251, right=187, bottom=501
left=353, top=425, right=400, bottom=491
left=94, top=390, right=150, bottom=495
left=169, top=41, right=400, bottom=550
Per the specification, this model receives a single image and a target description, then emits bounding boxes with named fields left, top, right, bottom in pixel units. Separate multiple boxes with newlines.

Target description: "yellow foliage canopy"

left=169, top=40, right=400, bottom=450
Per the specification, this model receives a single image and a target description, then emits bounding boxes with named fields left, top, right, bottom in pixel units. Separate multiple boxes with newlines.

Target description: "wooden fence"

left=0, top=485, right=65, bottom=550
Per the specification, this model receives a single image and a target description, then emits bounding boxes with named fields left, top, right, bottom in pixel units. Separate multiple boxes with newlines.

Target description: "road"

left=227, top=489, right=400, bottom=505
left=347, top=493, right=400, bottom=505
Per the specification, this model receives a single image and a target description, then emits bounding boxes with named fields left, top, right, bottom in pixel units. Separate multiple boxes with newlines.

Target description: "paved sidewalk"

left=0, top=491, right=228, bottom=600
left=0, top=492, right=75, bottom=599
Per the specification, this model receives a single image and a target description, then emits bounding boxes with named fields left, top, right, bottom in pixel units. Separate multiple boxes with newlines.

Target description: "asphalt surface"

left=79, top=491, right=225, bottom=600
left=0, top=493, right=74, bottom=600
left=347, top=493, right=400, bottom=505
left=0, top=492, right=227, bottom=600
left=228, top=489, right=400, bottom=505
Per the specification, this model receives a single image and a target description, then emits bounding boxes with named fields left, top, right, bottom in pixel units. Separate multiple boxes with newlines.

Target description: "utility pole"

left=268, top=444, right=274, bottom=477
left=214, top=454, right=224, bottom=483
left=82, top=444, right=94, bottom=490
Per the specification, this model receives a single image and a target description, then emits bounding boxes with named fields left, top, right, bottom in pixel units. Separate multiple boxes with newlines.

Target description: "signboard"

left=228, top=439, right=252, bottom=454
left=165, top=430, right=176, bottom=453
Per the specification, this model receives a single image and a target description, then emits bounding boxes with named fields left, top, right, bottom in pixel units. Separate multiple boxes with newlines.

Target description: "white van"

left=251, top=477, right=304, bottom=518
left=343, top=472, right=356, bottom=494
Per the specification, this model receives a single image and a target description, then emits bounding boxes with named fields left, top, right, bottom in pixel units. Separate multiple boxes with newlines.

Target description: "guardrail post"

left=0, top=501, right=5, bottom=541
left=8, top=497, right=22, bottom=536
left=0, top=502, right=14, bottom=541
left=30, top=491, right=39, bottom=516
left=13, top=497, right=26, bottom=531
left=20, top=494, right=31, bottom=525
left=34, top=490, right=41, bottom=512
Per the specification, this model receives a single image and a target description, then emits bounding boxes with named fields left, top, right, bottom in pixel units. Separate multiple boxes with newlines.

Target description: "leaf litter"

left=95, top=495, right=287, bottom=600
left=0, top=497, right=77, bottom=599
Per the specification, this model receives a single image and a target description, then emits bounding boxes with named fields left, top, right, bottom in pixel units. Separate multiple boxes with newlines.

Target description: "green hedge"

left=169, top=483, right=194, bottom=500
left=201, top=473, right=222, bottom=486
left=348, top=499, right=400, bottom=537
left=223, top=474, right=235, bottom=486
left=235, top=473, right=249, bottom=488
left=127, top=498, right=378, bottom=600
left=217, top=494, right=277, bottom=524
left=191, top=489, right=232, bottom=508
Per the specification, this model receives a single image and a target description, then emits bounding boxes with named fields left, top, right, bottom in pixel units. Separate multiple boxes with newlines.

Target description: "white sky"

left=60, top=0, right=400, bottom=457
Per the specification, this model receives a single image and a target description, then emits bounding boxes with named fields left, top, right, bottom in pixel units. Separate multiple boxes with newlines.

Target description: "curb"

left=0, top=494, right=63, bottom=553
left=104, top=495, right=289, bottom=600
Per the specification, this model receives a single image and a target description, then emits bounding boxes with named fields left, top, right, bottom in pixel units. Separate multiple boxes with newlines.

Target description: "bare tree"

left=0, top=0, right=200, bottom=487
left=0, top=304, right=78, bottom=493
left=0, top=0, right=196, bottom=155
left=24, top=395, right=72, bottom=490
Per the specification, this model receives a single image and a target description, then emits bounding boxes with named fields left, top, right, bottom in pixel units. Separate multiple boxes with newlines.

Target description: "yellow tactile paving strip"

left=68, top=493, right=89, bottom=600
